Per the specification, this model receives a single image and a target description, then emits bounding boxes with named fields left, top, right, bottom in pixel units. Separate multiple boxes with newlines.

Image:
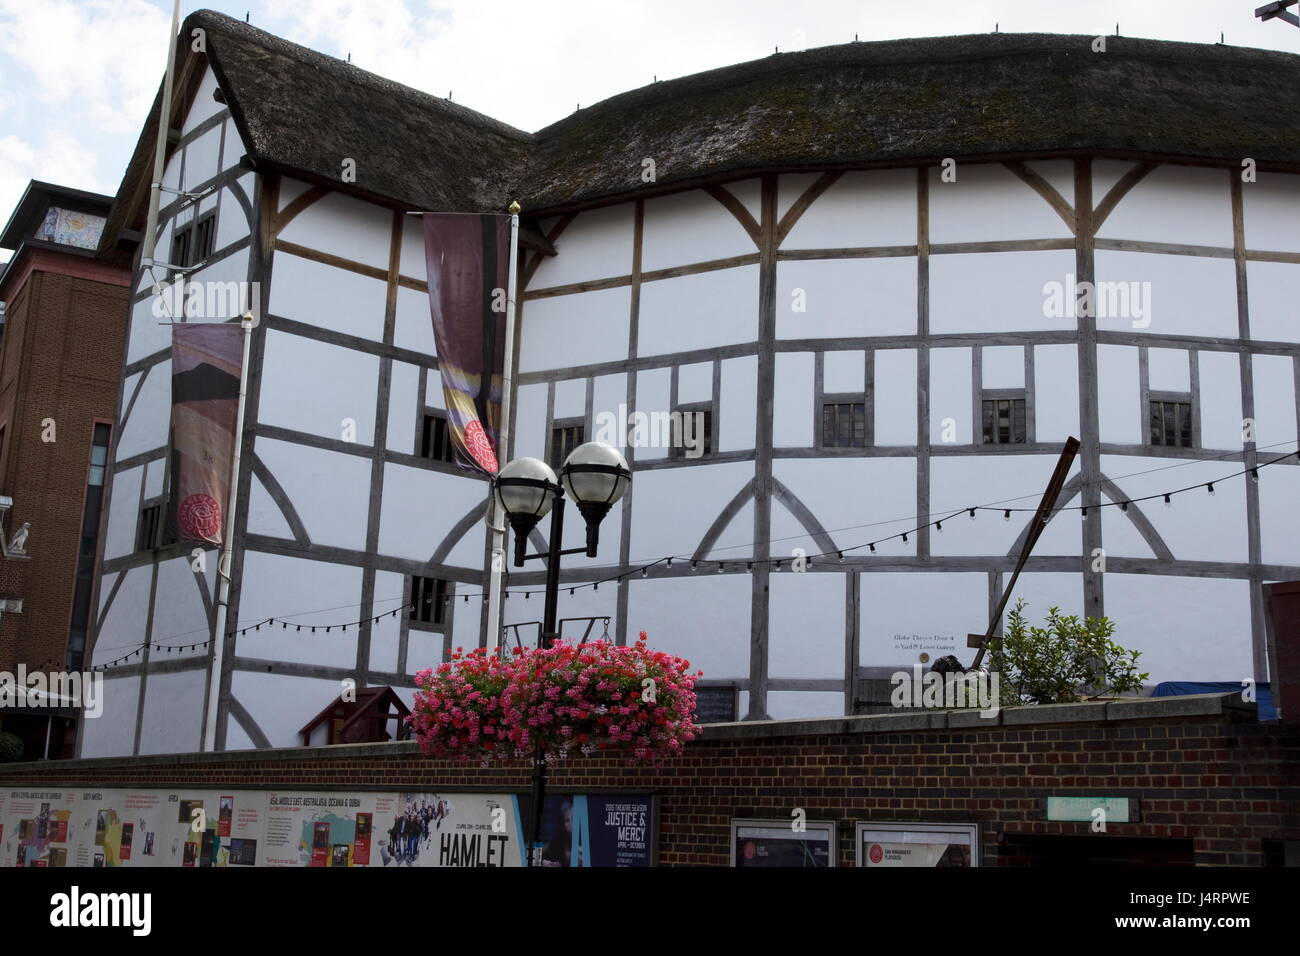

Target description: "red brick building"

left=0, top=181, right=130, bottom=759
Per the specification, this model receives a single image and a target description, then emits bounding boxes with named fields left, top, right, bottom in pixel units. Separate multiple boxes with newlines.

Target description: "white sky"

left=0, top=0, right=1297, bottom=263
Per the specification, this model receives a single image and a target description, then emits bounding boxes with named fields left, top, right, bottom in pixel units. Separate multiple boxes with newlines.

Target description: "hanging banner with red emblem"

left=168, top=323, right=243, bottom=544
left=422, top=213, right=510, bottom=475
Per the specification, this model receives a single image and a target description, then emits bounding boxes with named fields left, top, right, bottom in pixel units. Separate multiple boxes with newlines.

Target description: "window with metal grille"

left=549, top=421, right=585, bottom=470
left=136, top=504, right=162, bottom=552
left=410, top=576, right=447, bottom=626
left=1149, top=398, right=1194, bottom=448
left=981, top=396, right=1027, bottom=445
left=821, top=401, right=867, bottom=448
left=191, top=213, right=216, bottom=265
left=671, top=405, right=713, bottom=459
left=419, top=412, right=455, bottom=463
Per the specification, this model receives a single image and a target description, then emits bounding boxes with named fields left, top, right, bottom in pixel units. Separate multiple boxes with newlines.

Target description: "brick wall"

left=3, top=694, right=1296, bottom=866
left=0, top=260, right=128, bottom=674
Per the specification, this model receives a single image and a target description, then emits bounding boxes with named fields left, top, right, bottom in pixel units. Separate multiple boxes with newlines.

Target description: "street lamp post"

left=493, top=442, right=631, bottom=867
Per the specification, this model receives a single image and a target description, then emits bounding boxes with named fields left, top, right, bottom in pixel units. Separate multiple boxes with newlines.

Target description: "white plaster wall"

left=641, top=189, right=755, bottom=272
left=278, top=190, right=393, bottom=272
left=930, top=250, right=1077, bottom=334
left=768, top=573, right=844, bottom=679
left=929, top=347, right=972, bottom=445
left=779, top=169, right=916, bottom=249
left=393, top=285, right=437, bottom=355
left=229, top=671, right=347, bottom=748
left=149, top=554, right=215, bottom=663
left=553, top=377, right=585, bottom=419
left=1258, top=465, right=1300, bottom=567
left=1198, top=351, right=1244, bottom=450
left=278, top=178, right=310, bottom=213
left=386, top=360, right=420, bottom=454
left=1102, top=456, right=1248, bottom=563
left=1242, top=172, right=1300, bottom=253
left=772, top=458, right=917, bottom=559
left=220, top=117, right=247, bottom=171
left=773, top=352, right=814, bottom=447
left=91, top=565, right=151, bottom=665
left=860, top=572, right=986, bottom=669
left=181, top=125, right=222, bottom=192
left=1148, top=348, right=1190, bottom=391
left=1096, top=345, right=1141, bottom=444
left=1025, top=160, right=1076, bottom=205
left=183, top=67, right=224, bottom=133
left=728, top=179, right=763, bottom=224
left=766, top=692, right=845, bottom=720
left=678, top=362, right=712, bottom=404
left=257, top=329, right=379, bottom=444
left=626, top=575, right=750, bottom=678
left=824, top=350, right=865, bottom=393
left=252, top=437, right=373, bottom=551
left=930, top=163, right=1073, bottom=242
left=532, top=204, right=635, bottom=287
left=929, top=456, right=1081, bottom=557
left=215, top=174, right=254, bottom=251
left=103, top=465, right=143, bottom=560
left=775, top=257, right=917, bottom=338
left=512, top=382, right=548, bottom=461
left=633, top=366, right=670, bottom=461
left=398, top=212, right=428, bottom=282
left=366, top=570, right=404, bottom=675
left=719, top=356, right=757, bottom=452
left=377, top=462, right=488, bottom=567
left=591, top=373, right=628, bottom=452
left=1246, top=262, right=1300, bottom=343
left=874, top=349, right=917, bottom=445
left=1094, top=251, right=1238, bottom=338
left=630, top=461, right=756, bottom=559
left=234, top=551, right=364, bottom=667
left=1251, top=354, right=1297, bottom=452
left=248, top=473, right=294, bottom=539
left=78, top=676, right=140, bottom=758
left=185, top=247, right=252, bottom=316
left=115, top=364, right=170, bottom=461
left=519, top=286, right=631, bottom=373
left=1096, top=164, right=1233, bottom=247
left=143, top=458, right=163, bottom=502
left=1034, top=345, right=1080, bottom=442
left=638, top=266, right=759, bottom=357
left=1092, top=160, right=1138, bottom=203
left=1103, top=575, right=1252, bottom=683
left=137, top=669, right=207, bottom=755
left=127, top=297, right=172, bottom=364
left=268, top=252, right=388, bottom=343
left=982, top=346, right=1024, bottom=388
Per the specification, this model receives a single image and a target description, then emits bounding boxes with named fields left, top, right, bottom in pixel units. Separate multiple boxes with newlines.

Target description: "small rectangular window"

left=137, top=504, right=161, bottom=552
left=191, top=213, right=216, bottom=265
left=170, top=225, right=192, bottom=275
left=671, top=406, right=713, bottom=459
left=410, top=576, right=447, bottom=626
left=549, top=421, right=585, bottom=471
left=821, top=401, right=867, bottom=448
left=88, top=423, right=110, bottom=487
left=981, top=396, right=1027, bottom=445
left=419, top=412, right=455, bottom=464
left=1149, top=398, right=1194, bottom=448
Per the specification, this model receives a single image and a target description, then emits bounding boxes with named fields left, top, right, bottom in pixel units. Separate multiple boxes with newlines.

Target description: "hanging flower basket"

left=410, top=632, right=700, bottom=765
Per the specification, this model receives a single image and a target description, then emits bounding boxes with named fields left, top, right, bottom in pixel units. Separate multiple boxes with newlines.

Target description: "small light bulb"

left=869, top=543, right=876, bottom=553
left=1207, top=483, right=1216, bottom=496
left=1163, top=494, right=1171, bottom=507
left=968, top=508, right=976, bottom=520
left=1004, top=510, right=1011, bottom=521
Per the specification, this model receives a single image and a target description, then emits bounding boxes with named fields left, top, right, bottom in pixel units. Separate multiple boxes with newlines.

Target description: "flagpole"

left=485, top=202, right=521, bottom=655
left=202, top=312, right=255, bottom=752
left=141, top=0, right=182, bottom=267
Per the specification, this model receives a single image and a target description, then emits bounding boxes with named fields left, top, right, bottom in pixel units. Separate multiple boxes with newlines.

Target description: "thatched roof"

left=101, top=9, right=1300, bottom=245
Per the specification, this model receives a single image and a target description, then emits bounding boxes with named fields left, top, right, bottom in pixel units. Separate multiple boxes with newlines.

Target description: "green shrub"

left=986, top=600, right=1148, bottom=706
left=0, top=731, right=23, bottom=763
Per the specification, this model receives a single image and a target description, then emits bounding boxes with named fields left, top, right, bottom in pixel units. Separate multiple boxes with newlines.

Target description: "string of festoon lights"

left=90, top=444, right=1298, bottom=672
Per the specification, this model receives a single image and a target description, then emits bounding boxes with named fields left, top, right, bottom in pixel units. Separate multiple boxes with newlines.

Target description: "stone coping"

left=0, top=693, right=1256, bottom=775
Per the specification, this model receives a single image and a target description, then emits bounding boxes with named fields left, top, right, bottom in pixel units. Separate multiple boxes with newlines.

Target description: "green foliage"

left=985, top=600, right=1149, bottom=706
left=0, top=731, right=23, bottom=763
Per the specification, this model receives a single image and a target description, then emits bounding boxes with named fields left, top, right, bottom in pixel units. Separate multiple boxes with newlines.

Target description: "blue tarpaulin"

left=1152, top=682, right=1274, bottom=720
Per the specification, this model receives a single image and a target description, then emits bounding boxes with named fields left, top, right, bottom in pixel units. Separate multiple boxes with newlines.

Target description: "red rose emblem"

left=463, top=419, right=498, bottom=473
left=179, top=493, right=222, bottom=540
left=869, top=843, right=884, bottom=864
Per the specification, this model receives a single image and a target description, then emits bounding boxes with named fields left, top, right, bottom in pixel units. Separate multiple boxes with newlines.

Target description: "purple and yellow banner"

left=168, top=323, right=243, bottom=544
left=422, top=213, right=510, bottom=475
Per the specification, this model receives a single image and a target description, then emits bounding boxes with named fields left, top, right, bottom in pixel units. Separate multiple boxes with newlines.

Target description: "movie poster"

left=514, top=794, right=655, bottom=867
